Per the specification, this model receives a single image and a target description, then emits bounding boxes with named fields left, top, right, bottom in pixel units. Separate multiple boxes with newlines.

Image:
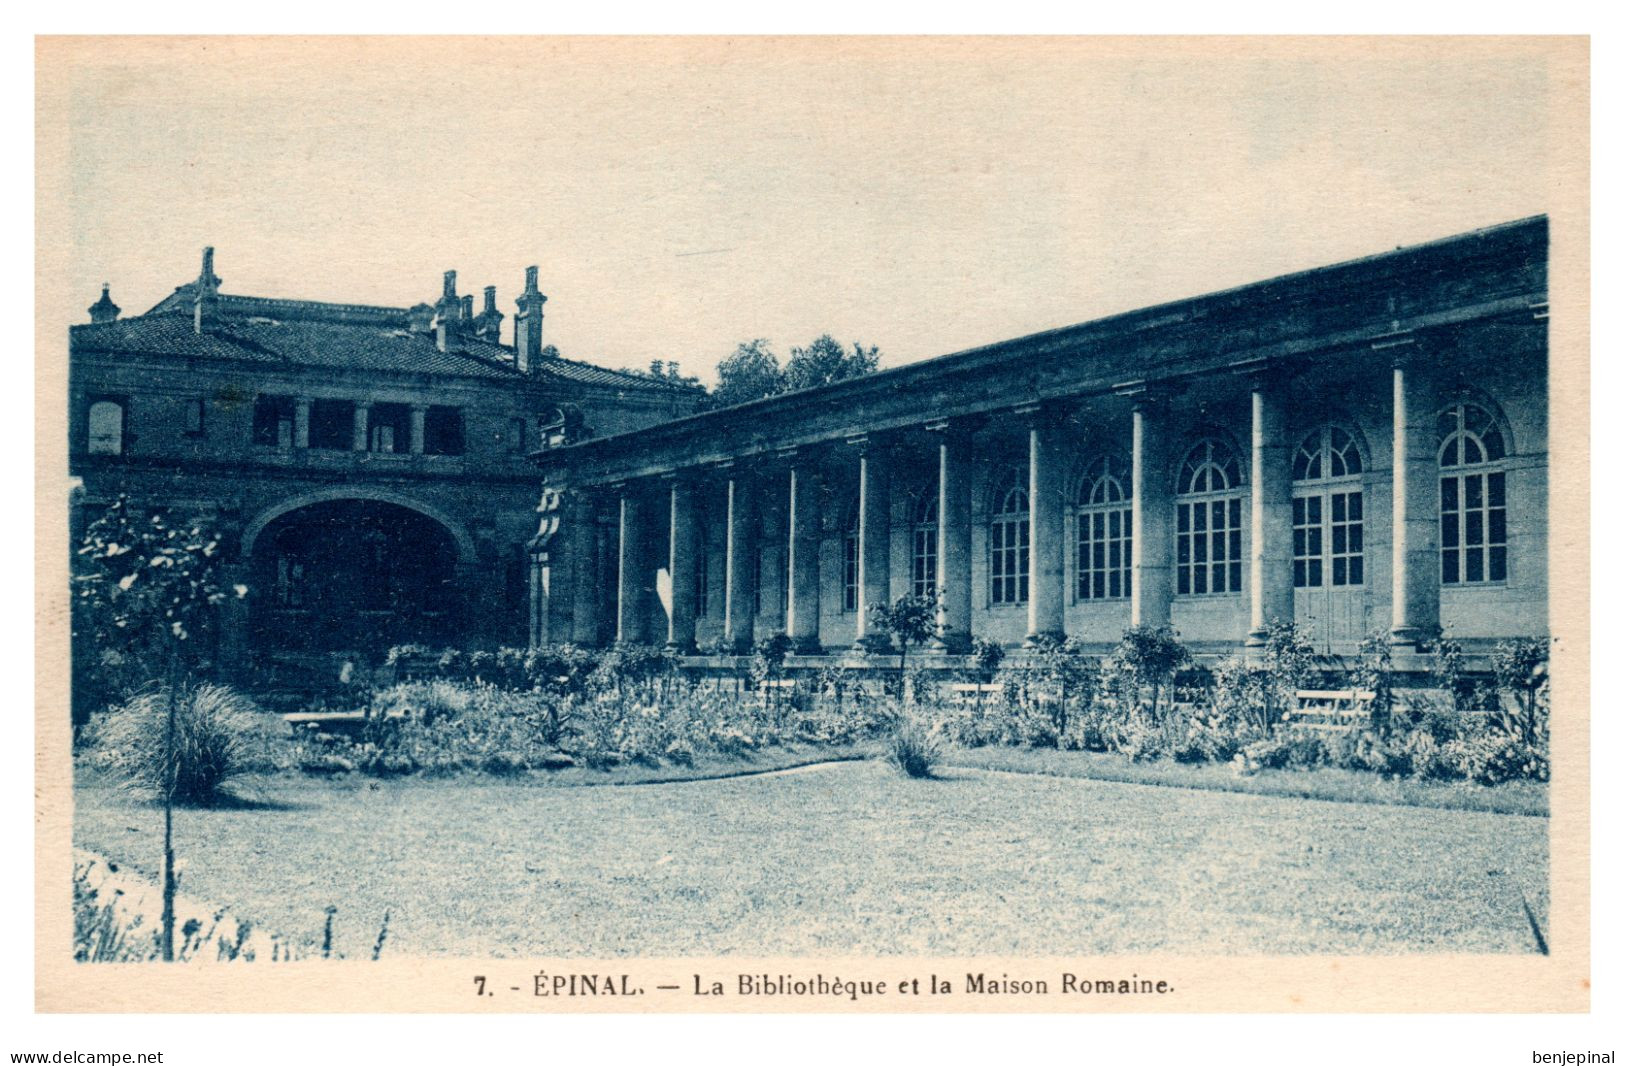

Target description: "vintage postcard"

left=34, top=35, right=1590, bottom=1017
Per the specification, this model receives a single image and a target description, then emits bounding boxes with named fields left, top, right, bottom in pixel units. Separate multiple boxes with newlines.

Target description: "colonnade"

left=533, top=354, right=1443, bottom=655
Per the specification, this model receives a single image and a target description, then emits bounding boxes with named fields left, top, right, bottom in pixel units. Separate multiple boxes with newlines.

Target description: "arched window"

left=841, top=508, right=860, bottom=613
left=87, top=399, right=124, bottom=455
left=1438, top=402, right=1508, bottom=585
left=1074, top=456, right=1132, bottom=601
left=1176, top=438, right=1244, bottom=596
left=911, top=491, right=937, bottom=598
left=1292, top=426, right=1365, bottom=589
left=989, top=475, right=1030, bottom=606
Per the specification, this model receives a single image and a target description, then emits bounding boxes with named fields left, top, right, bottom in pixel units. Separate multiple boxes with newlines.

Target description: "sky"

left=42, top=37, right=1574, bottom=385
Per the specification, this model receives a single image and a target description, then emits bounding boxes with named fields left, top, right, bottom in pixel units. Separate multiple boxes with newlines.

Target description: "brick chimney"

left=513, top=265, right=548, bottom=374
left=407, top=303, right=434, bottom=332
left=193, top=247, right=221, bottom=334
left=88, top=283, right=120, bottom=324
left=473, top=285, right=505, bottom=341
left=434, top=270, right=462, bottom=352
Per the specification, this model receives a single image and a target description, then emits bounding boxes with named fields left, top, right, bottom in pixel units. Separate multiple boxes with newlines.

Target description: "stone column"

left=852, top=436, right=891, bottom=643
left=352, top=402, right=371, bottom=452
left=929, top=420, right=974, bottom=652
left=1390, top=347, right=1440, bottom=648
left=722, top=467, right=756, bottom=651
left=409, top=405, right=428, bottom=455
left=786, top=459, right=822, bottom=653
left=1022, top=404, right=1066, bottom=645
left=1131, top=392, right=1174, bottom=628
left=293, top=398, right=312, bottom=449
left=529, top=554, right=548, bottom=648
left=666, top=476, right=698, bottom=652
left=1247, top=369, right=1295, bottom=651
left=569, top=494, right=603, bottom=646
left=615, top=487, right=648, bottom=645
left=529, top=487, right=564, bottom=649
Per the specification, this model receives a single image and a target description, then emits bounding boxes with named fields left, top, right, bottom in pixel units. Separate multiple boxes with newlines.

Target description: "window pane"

left=1333, top=557, right=1346, bottom=586
left=1489, top=471, right=1506, bottom=508
left=1442, top=549, right=1459, bottom=584
left=1309, top=559, right=1322, bottom=587
left=1294, top=560, right=1307, bottom=587
left=1489, top=546, right=1507, bottom=582
left=87, top=401, right=123, bottom=455
left=1229, top=561, right=1242, bottom=592
left=1441, top=477, right=1458, bottom=510
left=1441, top=513, right=1459, bottom=549
left=1466, top=547, right=1484, bottom=583
left=1348, top=556, right=1363, bottom=586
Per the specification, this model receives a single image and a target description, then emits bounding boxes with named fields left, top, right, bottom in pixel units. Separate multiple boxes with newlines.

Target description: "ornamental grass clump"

left=86, top=683, right=270, bottom=806
left=886, top=716, right=942, bottom=779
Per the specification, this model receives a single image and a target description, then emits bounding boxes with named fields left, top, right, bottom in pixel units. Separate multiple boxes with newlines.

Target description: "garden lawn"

left=74, top=760, right=1548, bottom=958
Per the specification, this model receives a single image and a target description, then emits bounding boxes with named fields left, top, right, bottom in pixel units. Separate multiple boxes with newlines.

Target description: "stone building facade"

left=70, top=249, right=702, bottom=666
left=528, top=217, right=1550, bottom=664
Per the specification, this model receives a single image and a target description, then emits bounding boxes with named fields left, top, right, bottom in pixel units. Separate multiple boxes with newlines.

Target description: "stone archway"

left=247, top=497, right=464, bottom=654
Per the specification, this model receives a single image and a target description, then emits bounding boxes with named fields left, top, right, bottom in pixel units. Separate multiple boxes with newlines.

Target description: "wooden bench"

left=947, top=682, right=1004, bottom=705
left=1285, top=688, right=1376, bottom=732
left=748, top=678, right=797, bottom=708
left=283, top=708, right=406, bottom=738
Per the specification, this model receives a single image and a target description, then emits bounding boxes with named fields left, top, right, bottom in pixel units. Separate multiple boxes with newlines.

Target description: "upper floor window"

left=370, top=403, right=412, bottom=454
left=86, top=399, right=125, bottom=455
left=1074, top=456, right=1132, bottom=601
left=182, top=398, right=206, bottom=437
left=989, top=475, right=1030, bottom=606
left=1438, top=401, right=1508, bottom=585
left=911, top=492, right=938, bottom=599
left=1176, top=438, right=1243, bottom=596
left=252, top=395, right=295, bottom=449
left=1293, top=426, right=1365, bottom=589
left=424, top=406, right=465, bottom=456
left=308, top=399, right=354, bottom=451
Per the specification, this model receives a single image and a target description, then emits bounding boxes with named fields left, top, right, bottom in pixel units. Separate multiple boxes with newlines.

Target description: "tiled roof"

left=73, top=295, right=695, bottom=394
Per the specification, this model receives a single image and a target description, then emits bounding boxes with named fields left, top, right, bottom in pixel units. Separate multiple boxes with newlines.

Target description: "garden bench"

left=282, top=708, right=405, bottom=738
left=748, top=679, right=797, bottom=709
left=947, top=683, right=1004, bottom=704
left=1286, top=688, right=1376, bottom=733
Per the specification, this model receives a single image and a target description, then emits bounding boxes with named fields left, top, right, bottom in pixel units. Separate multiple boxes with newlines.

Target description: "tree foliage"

left=711, top=338, right=785, bottom=407
left=865, top=591, right=940, bottom=674
left=710, top=334, right=882, bottom=408
left=784, top=334, right=881, bottom=392
left=72, top=496, right=243, bottom=721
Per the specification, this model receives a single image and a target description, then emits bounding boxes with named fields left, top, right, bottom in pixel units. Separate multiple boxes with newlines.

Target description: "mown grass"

left=943, top=747, right=1549, bottom=817
left=75, top=759, right=1547, bottom=958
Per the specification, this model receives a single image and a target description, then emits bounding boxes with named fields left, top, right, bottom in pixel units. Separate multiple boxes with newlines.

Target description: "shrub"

left=1107, top=624, right=1190, bottom=722
left=886, top=716, right=942, bottom=779
left=1491, top=637, right=1550, bottom=749
left=84, top=683, right=271, bottom=805
left=970, top=637, right=1005, bottom=680
left=866, top=591, right=940, bottom=671
left=1237, top=732, right=1330, bottom=773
